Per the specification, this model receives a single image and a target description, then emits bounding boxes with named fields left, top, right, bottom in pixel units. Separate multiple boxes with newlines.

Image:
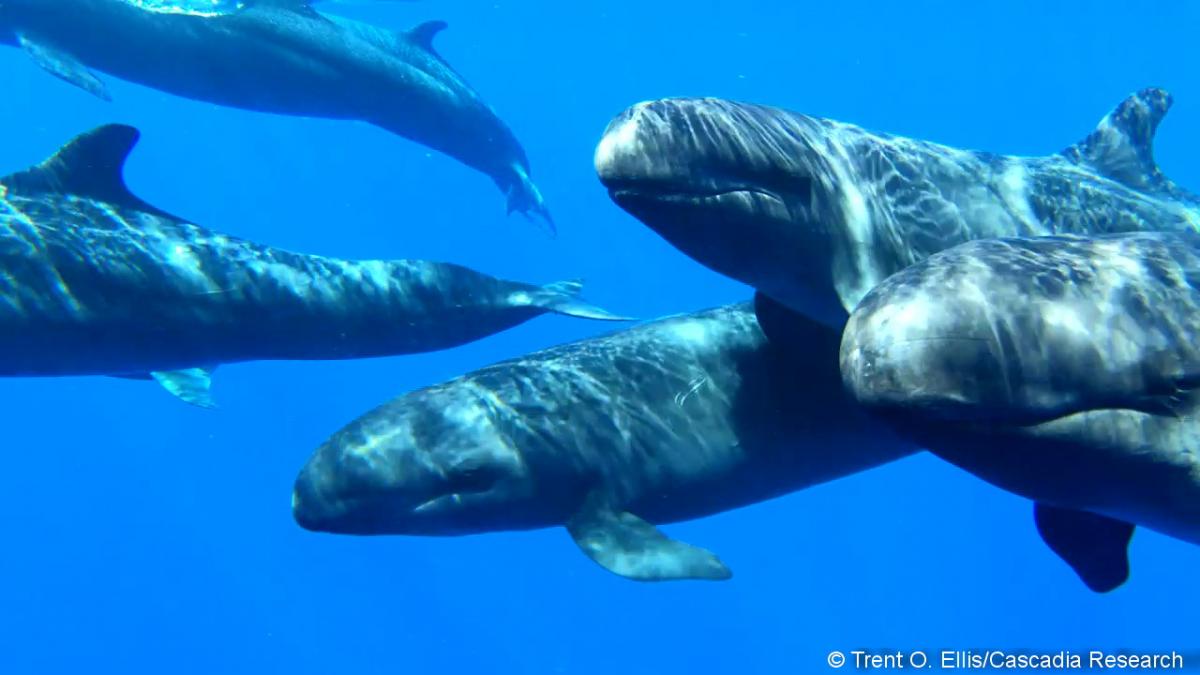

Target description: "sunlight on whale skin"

left=840, top=231, right=1200, bottom=594
left=596, top=88, right=1200, bottom=328
left=293, top=303, right=918, bottom=582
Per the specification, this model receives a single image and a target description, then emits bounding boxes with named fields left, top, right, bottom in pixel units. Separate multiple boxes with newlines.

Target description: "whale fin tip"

left=151, top=367, right=218, bottom=409
left=566, top=496, right=732, bottom=582
left=1034, top=502, right=1134, bottom=593
left=505, top=165, right=555, bottom=235
left=531, top=280, right=634, bottom=322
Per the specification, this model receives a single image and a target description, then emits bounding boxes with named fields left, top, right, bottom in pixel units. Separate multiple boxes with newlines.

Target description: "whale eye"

left=446, top=460, right=503, bottom=493
left=709, top=164, right=812, bottom=205
left=751, top=171, right=812, bottom=208
left=788, top=175, right=814, bottom=207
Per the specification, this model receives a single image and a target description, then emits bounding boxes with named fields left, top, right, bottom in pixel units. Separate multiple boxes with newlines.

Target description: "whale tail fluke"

left=529, top=280, right=633, bottom=322
left=505, top=164, right=556, bottom=237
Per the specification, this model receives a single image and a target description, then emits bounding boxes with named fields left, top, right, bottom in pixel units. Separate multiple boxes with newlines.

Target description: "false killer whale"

left=292, top=303, right=917, bottom=581
left=0, top=124, right=620, bottom=406
left=840, top=232, right=1200, bottom=592
left=0, top=0, right=552, bottom=225
left=596, top=88, right=1200, bottom=326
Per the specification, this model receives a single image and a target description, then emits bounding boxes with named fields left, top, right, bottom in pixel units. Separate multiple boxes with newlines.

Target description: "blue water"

left=1, top=2, right=1199, bottom=673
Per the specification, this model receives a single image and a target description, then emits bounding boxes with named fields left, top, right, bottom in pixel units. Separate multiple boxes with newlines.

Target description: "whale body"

left=292, top=303, right=917, bottom=581
left=596, top=88, right=1200, bottom=327
left=0, top=125, right=618, bottom=405
left=0, top=0, right=552, bottom=223
left=840, top=231, right=1200, bottom=592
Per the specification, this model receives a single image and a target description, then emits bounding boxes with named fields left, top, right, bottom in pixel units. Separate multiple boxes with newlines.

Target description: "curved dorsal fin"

left=1060, top=88, right=1175, bottom=193
left=241, top=0, right=314, bottom=11
left=5, top=124, right=140, bottom=200
left=407, top=20, right=447, bottom=54
left=2, top=124, right=179, bottom=219
left=238, top=0, right=328, bottom=21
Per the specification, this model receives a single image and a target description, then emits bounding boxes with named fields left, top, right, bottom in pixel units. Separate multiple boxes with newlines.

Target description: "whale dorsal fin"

left=2, top=125, right=180, bottom=220
left=239, top=0, right=324, bottom=19
left=407, top=20, right=447, bottom=54
left=242, top=0, right=313, bottom=9
left=5, top=124, right=140, bottom=200
left=1060, top=88, right=1176, bottom=194
left=402, top=21, right=463, bottom=75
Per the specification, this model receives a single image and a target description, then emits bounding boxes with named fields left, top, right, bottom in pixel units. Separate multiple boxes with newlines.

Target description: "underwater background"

left=2, top=1, right=1199, bottom=673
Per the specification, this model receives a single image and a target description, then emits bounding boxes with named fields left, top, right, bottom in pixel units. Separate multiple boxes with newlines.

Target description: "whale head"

left=838, top=232, right=1200, bottom=512
left=838, top=234, right=1200, bottom=433
left=595, top=98, right=862, bottom=325
left=837, top=233, right=1200, bottom=593
left=291, top=386, right=541, bottom=535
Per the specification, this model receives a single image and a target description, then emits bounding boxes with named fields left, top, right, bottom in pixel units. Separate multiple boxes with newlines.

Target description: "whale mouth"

left=293, top=484, right=501, bottom=534
left=292, top=453, right=507, bottom=534
left=411, top=487, right=497, bottom=516
left=399, top=463, right=507, bottom=519
left=605, top=180, right=790, bottom=214
left=842, top=337, right=1062, bottom=430
left=842, top=337, right=1188, bottom=436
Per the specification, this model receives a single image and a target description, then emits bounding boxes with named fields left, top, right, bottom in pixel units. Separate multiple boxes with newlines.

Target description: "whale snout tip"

left=838, top=335, right=891, bottom=410
left=290, top=471, right=333, bottom=532
left=291, top=455, right=362, bottom=533
left=841, top=299, right=1016, bottom=425
left=839, top=305, right=939, bottom=413
left=594, top=100, right=659, bottom=178
left=291, top=493, right=318, bottom=532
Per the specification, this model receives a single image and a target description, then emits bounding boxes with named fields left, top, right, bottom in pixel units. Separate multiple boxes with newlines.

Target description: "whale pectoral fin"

left=17, top=35, right=111, bottom=102
left=755, top=290, right=805, bottom=346
left=150, top=367, right=218, bottom=409
left=1033, top=502, right=1135, bottom=593
left=753, top=290, right=844, bottom=355
left=566, top=500, right=731, bottom=582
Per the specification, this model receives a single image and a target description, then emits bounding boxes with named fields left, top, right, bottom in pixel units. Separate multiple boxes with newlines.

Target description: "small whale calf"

left=0, top=0, right=551, bottom=224
left=291, top=303, right=917, bottom=581
left=839, top=231, right=1200, bottom=592
left=0, top=125, right=621, bottom=406
left=596, top=88, right=1200, bottom=327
